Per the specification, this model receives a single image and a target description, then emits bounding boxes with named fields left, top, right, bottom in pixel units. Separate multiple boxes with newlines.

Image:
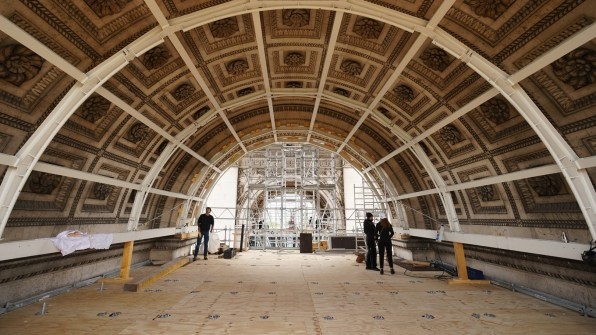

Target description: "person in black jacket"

left=363, top=212, right=379, bottom=271
left=193, top=207, right=214, bottom=261
left=375, top=218, right=395, bottom=275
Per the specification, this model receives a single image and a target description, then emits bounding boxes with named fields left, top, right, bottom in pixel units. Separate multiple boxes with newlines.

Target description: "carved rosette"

left=80, top=95, right=110, bottom=123
left=27, top=172, right=61, bottom=194
left=209, top=17, right=239, bottom=39
left=464, top=0, right=513, bottom=20
left=227, top=59, right=249, bottom=76
left=477, top=185, right=495, bottom=201
left=172, top=84, right=195, bottom=101
left=285, top=52, right=305, bottom=66
left=282, top=9, right=310, bottom=27
left=439, top=125, right=463, bottom=145
left=143, top=46, right=170, bottom=70
left=92, top=183, right=112, bottom=200
left=0, top=44, right=44, bottom=86
left=393, top=85, right=414, bottom=101
left=480, top=98, right=510, bottom=125
left=551, top=48, right=596, bottom=90
left=420, top=47, right=451, bottom=72
left=353, top=17, right=383, bottom=39
left=340, top=60, right=362, bottom=76
left=286, top=81, right=303, bottom=88
left=126, top=123, right=149, bottom=143
left=528, top=175, right=563, bottom=197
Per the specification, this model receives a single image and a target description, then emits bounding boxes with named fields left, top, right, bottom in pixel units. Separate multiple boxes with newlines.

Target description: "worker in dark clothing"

left=375, top=217, right=395, bottom=275
left=363, top=212, right=379, bottom=271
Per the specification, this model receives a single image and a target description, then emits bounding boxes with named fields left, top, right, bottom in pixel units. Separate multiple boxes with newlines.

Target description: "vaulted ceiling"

left=0, top=1, right=595, bottom=257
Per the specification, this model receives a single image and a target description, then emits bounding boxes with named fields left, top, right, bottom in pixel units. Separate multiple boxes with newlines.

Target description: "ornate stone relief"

left=339, top=59, right=363, bottom=76
left=84, top=0, right=131, bottom=18
left=477, top=185, right=496, bottom=201
left=333, top=88, right=350, bottom=97
left=172, top=84, right=195, bottom=101
left=193, top=106, right=209, bottom=120
left=79, top=95, right=110, bottom=123
left=126, top=123, right=149, bottom=143
left=286, top=81, right=303, bottom=88
left=551, top=47, right=596, bottom=90
left=393, top=85, right=414, bottom=101
left=143, top=46, right=170, bottom=70
left=0, top=44, right=44, bottom=86
left=480, top=98, right=510, bottom=125
left=420, top=47, right=452, bottom=72
left=463, top=0, right=513, bottom=20
left=209, top=17, right=239, bottom=38
left=439, top=125, right=463, bottom=145
left=352, top=17, right=383, bottom=39
left=26, top=172, right=61, bottom=194
left=238, top=87, right=255, bottom=96
left=91, top=183, right=112, bottom=200
left=285, top=52, right=306, bottom=66
left=282, top=9, right=310, bottom=27
left=227, top=59, right=249, bottom=76
left=527, top=174, right=563, bottom=197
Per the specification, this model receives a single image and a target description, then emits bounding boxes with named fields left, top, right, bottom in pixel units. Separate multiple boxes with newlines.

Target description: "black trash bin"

left=299, top=233, right=312, bottom=253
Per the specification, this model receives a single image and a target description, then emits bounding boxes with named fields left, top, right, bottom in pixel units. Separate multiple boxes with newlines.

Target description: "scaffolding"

left=240, top=144, right=343, bottom=250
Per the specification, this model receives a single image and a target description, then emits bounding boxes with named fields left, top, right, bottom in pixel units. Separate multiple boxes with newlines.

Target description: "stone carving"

left=193, top=106, right=209, bottom=120
left=477, top=185, right=495, bottom=201
left=464, top=0, right=513, bottom=20
left=353, top=17, right=383, bottom=39
left=528, top=174, right=563, bottom=197
left=0, top=44, right=44, bottom=86
left=340, top=60, right=363, bottom=76
left=285, top=52, right=305, bottom=66
left=155, top=140, right=167, bottom=155
left=209, top=17, right=239, bottom=39
left=420, top=47, right=451, bottom=72
left=393, top=85, right=414, bottom=101
left=286, top=81, right=303, bottom=88
left=439, top=125, right=463, bottom=145
left=85, top=0, right=130, bottom=18
left=238, top=87, right=255, bottom=96
left=378, top=107, right=392, bottom=119
left=480, top=98, right=510, bottom=125
left=80, top=95, right=110, bottom=123
left=27, top=171, right=61, bottom=194
left=126, top=123, right=149, bottom=143
left=143, top=46, right=170, bottom=70
left=551, top=48, right=596, bottom=90
left=172, top=84, right=195, bottom=101
left=92, top=183, right=112, bottom=200
left=333, top=88, right=350, bottom=97
left=282, top=9, right=310, bottom=27
left=227, top=59, right=249, bottom=76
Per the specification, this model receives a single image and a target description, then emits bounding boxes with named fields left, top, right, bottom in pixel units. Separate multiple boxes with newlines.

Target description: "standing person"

left=363, top=212, right=379, bottom=271
left=193, top=207, right=214, bottom=261
left=375, top=218, right=395, bottom=275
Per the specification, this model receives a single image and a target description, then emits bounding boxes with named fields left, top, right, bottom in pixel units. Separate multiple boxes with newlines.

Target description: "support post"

left=448, top=242, right=490, bottom=285
left=120, top=241, right=134, bottom=279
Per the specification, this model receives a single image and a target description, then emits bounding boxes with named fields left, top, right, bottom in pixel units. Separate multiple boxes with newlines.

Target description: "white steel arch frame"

left=0, top=1, right=593, bottom=245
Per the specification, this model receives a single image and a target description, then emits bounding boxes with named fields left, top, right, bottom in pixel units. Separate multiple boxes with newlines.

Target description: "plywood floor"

left=0, top=250, right=594, bottom=334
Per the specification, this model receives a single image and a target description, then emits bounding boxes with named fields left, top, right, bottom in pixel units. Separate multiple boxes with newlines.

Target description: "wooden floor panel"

left=0, top=250, right=594, bottom=334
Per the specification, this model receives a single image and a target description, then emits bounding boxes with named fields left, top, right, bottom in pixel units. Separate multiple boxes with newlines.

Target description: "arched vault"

left=0, top=1, right=595, bottom=261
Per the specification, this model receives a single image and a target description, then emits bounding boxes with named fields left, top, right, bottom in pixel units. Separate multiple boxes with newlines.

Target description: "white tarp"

left=208, top=232, right=221, bottom=253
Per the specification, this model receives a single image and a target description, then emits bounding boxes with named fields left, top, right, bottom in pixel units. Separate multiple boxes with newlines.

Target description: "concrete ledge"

left=123, top=257, right=189, bottom=292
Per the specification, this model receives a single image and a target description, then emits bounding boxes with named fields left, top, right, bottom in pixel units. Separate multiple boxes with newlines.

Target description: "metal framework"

left=240, top=144, right=343, bottom=250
